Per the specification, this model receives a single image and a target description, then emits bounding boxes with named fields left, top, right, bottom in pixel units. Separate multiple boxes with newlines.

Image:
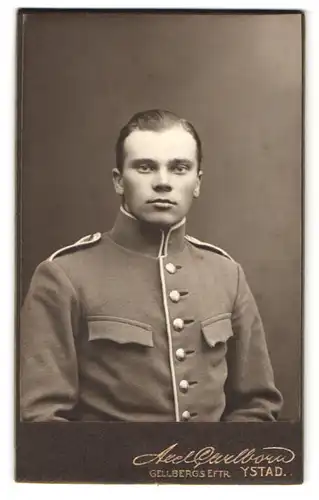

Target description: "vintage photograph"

left=16, top=10, right=303, bottom=483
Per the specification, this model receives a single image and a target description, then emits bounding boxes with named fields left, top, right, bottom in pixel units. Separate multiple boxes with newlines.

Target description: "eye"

left=172, top=163, right=189, bottom=174
left=136, top=163, right=153, bottom=173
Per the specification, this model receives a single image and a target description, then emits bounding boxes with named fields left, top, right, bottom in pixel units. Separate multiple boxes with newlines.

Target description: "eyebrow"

left=168, top=159, right=194, bottom=168
left=130, top=158, right=194, bottom=167
left=130, top=159, right=157, bottom=167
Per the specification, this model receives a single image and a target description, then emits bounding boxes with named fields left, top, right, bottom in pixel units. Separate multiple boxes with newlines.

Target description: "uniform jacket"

left=20, top=208, right=283, bottom=422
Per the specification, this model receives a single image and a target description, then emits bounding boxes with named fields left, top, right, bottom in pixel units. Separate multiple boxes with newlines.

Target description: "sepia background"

left=18, top=11, right=302, bottom=421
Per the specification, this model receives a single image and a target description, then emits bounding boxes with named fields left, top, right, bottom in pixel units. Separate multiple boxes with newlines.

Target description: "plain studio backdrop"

left=18, top=11, right=302, bottom=421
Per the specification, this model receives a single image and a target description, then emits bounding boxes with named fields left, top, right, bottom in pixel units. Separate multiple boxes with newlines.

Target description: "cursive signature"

left=133, top=443, right=296, bottom=469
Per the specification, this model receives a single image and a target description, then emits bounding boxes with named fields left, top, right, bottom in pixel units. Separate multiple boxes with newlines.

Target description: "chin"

left=140, top=211, right=181, bottom=227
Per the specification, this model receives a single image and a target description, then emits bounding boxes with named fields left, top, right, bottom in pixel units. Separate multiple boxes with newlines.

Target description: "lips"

left=147, top=199, right=176, bottom=205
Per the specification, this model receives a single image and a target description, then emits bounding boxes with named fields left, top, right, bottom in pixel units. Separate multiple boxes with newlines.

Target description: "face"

left=112, top=126, right=202, bottom=227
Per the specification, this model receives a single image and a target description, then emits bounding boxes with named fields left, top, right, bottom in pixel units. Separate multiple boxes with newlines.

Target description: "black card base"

left=16, top=421, right=302, bottom=484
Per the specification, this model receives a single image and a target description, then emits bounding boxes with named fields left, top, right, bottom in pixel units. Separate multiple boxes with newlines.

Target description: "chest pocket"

left=201, top=314, right=233, bottom=366
left=87, top=316, right=154, bottom=347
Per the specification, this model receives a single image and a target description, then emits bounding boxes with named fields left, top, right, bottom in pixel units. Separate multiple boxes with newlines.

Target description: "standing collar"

left=109, top=206, right=186, bottom=257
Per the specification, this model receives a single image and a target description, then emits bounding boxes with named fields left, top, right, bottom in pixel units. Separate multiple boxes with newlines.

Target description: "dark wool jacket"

left=20, top=208, right=283, bottom=422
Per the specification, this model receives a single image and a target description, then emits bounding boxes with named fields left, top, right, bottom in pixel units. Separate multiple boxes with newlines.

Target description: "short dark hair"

left=115, top=109, right=203, bottom=172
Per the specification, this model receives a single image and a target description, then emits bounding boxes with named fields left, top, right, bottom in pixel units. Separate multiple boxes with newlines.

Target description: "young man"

left=20, top=109, right=283, bottom=422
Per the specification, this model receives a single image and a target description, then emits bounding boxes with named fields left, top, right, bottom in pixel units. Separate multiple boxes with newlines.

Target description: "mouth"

left=147, top=199, right=177, bottom=206
left=147, top=199, right=177, bottom=210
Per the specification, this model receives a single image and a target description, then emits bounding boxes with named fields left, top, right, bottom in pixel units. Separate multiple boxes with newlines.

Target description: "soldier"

left=20, top=109, right=283, bottom=422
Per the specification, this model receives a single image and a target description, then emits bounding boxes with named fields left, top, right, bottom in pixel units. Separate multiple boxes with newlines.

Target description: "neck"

left=109, top=206, right=186, bottom=257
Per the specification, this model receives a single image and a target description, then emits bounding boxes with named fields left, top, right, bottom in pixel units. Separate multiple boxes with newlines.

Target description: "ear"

left=112, top=168, right=124, bottom=196
left=193, top=170, right=203, bottom=198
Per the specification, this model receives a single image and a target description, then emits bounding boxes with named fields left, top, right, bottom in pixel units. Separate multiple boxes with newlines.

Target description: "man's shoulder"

left=185, top=234, right=236, bottom=263
left=32, top=232, right=111, bottom=287
left=47, top=232, right=103, bottom=263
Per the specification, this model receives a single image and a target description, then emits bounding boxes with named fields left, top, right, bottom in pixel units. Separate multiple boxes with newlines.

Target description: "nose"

left=152, top=167, right=172, bottom=192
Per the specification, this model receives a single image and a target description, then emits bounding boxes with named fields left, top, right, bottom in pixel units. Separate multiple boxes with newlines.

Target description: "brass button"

left=179, top=380, right=189, bottom=393
left=173, top=318, right=184, bottom=331
left=176, top=348, right=186, bottom=361
left=181, top=410, right=191, bottom=421
left=169, top=290, right=180, bottom=303
left=165, top=263, right=176, bottom=274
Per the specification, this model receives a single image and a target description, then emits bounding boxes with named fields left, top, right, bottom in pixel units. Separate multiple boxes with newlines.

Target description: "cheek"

left=123, top=178, right=146, bottom=203
left=178, top=180, right=198, bottom=203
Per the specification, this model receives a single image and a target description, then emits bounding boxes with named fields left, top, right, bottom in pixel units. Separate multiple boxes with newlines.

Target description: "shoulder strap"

left=185, top=234, right=234, bottom=261
left=47, top=232, right=102, bottom=262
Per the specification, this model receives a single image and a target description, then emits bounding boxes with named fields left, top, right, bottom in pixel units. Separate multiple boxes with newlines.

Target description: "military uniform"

left=20, top=207, right=283, bottom=422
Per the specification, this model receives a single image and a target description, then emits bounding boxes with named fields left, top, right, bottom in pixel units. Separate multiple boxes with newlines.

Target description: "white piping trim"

left=185, top=235, right=234, bottom=261
left=157, top=219, right=186, bottom=422
left=163, top=217, right=186, bottom=256
left=120, top=205, right=136, bottom=220
left=157, top=218, right=186, bottom=421
left=157, top=231, right=165, bottom=258
left=163, top=227, right=172, bottom=257
left=48, top=243, right=81, bottom=262
left=159, top=255, right=180, bottom=422
left=47, top=233, right=101, bottom=261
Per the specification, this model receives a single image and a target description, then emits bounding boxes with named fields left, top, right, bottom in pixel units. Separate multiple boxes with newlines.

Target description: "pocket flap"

left=201, top=315, right=233, bottom=347
left=87, top=316, right=154, bottom=347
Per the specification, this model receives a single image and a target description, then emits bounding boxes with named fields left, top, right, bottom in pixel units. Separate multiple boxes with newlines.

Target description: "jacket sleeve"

left=20, top=260, right=81, bottom=422
left=222, top=263, right=283, bottom=421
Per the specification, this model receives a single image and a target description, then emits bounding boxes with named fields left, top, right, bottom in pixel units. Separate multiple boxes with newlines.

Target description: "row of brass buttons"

left=165, top=263, right=193, bottom=422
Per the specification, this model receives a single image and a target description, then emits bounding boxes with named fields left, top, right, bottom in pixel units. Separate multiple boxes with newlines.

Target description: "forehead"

left=123, top=126, right=197, bottom=161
